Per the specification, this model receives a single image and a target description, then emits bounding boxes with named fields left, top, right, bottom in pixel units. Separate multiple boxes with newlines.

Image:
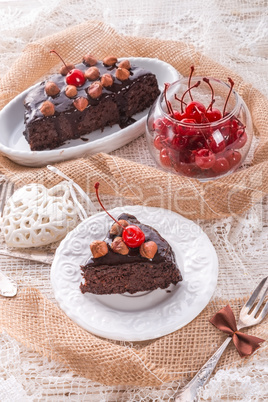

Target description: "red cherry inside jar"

left=146, top=68, right=253, bottom=180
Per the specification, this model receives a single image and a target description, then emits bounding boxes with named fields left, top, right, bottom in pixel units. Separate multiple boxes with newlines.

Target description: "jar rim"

left=159, top=76, right=240, bottom=128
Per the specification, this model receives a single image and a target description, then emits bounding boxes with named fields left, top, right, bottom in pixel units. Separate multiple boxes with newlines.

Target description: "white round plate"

left=51, top=206, right=218, bottom=341
left=0, top=57, right=180, bottom=167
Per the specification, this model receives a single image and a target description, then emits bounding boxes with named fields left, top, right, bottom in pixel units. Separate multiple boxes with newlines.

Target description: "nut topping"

left=118, top=60, right=131, bottom=70
left=59, top=63, right=75, bottom=76
left=111, top=236, right=129, bottom=255
left=84, top=66, right=100, bottom=80
left=101, top=73, right=114, bottom=87
left=90, top=240, right=108, bottom=258
left=103, top=55, right=118, bottom=66
left=88, top=81, right=102, bottom=99
left=110, top=219, right=129, bottom=236
left=83, top=54, right=97, bottom=66
left=65, top=85, right=77, bottom=98
left=45, top=81, right=60, bottom=96
left=115, top=67, right=130, bottom=81
left=73, top=97, right=88, bottom=111
left=40, top=101, right=55, bottom=116
left=140, top=241, right=158, bottom=259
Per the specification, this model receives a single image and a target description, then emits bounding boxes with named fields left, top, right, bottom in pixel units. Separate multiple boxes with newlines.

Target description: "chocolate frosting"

left=24, top=60, right=155, bottom=126
left=82, top=213, right=177, bottom=268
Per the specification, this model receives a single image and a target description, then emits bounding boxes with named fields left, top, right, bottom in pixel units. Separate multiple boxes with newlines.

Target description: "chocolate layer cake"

left=80, top=213, right=182, bottom=295
left=23, top=55, right=160, bottom=151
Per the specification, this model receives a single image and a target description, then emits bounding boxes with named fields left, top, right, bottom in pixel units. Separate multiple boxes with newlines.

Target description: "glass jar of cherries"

left=146, top=68, right=253, bottom=180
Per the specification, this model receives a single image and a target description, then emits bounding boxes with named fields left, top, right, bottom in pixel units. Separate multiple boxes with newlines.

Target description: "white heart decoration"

left=1, top=183, right=80, bottom=248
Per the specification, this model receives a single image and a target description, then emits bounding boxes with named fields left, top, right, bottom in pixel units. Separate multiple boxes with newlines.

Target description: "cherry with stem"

left=94, top=182, right=145, bottom=248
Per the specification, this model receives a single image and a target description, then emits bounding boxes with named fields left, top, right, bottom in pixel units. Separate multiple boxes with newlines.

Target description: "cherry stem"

left=193, top=106, right=213, bottom=151
left=188, top=65, right=195, bottom=101
left=223, top=77, right=234, bottom=116
left=174, top=94, right=187, bottom=108
left=203, top=77, right=215, bottom=111
left=95, top=183, right=125, bottom=229
left=50, top=49, right=71, bottom=72
left=95, top=183, right=134, bottom=236
left=180, top=81, right=201, bottom=113
left=163, top=83, right=175, bottom=117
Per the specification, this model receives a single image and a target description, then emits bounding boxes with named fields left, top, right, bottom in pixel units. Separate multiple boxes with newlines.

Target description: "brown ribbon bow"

left=209, top=304, right=265, bottom=358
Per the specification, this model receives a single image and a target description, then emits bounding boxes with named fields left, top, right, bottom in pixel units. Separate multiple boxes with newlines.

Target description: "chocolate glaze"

left=23, top=58, right=160, bottom=150
left=82, top=213, right=177, bottom=269
left=24, top=61, right=157, bottom=126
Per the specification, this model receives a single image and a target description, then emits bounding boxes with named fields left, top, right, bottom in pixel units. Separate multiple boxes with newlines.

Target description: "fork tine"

left=253, top=284, right=268, bottom=317
left=245, top=276, right=268, bottom=311
left=259, top=300, right=268, bottom=321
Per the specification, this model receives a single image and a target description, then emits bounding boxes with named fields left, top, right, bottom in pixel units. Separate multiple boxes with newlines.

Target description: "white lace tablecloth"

left=0, top=0, right=267, bottom=400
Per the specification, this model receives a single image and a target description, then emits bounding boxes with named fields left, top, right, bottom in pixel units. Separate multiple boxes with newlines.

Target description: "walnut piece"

left=90, top=240, right=108, bottom=258
left=110, top=220, right=129, bottom=236
left=140, top=241, right=158, bottom=259
left=111, top=237, right=129, bottom=255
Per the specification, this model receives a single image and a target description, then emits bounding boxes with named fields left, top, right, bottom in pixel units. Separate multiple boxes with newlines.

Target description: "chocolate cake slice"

left=80, top=213, right=182, bottom=295
left=23, top=55, right=160, bottom=151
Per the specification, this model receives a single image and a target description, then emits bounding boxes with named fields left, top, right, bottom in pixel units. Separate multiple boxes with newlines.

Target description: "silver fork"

left=0, top=180, right=17, bottom=297
left=174, top=277, right=268, bottom=402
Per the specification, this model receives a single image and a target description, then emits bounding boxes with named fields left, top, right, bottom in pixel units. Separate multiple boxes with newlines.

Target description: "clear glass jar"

left=145, top=77, right=253, bottom=180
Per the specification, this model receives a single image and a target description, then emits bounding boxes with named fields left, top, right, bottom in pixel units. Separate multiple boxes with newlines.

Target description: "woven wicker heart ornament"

left=1, top=183, right=80, bottom=248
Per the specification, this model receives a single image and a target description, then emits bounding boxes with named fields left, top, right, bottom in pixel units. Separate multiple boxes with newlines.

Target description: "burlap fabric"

left=0, top=288, right=267, bottom=386
left=0, top=21, right=267, bottom=386
left=0, top=21, right=267, bottom=220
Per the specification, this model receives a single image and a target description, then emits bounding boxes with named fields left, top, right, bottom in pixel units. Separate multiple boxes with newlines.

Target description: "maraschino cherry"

left=50, top=50, right=86, bottom=87
left=95, top=182, right=145, bottom=248
left=151, top=65, right=248, bottom=179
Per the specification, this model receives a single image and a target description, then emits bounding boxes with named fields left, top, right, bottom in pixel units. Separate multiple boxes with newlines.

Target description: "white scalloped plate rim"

left=0, top=57, right=180, bottom=167
left=50, top=205, right=218, bottom=341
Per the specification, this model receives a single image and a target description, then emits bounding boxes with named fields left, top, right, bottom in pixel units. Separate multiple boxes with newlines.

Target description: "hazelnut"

left=65, top=85, right=77, bottom=98
left=101, top=73, right=114, bottom=87
left=88, top=81, right=102, bottom=99
left=90, top=240, right=108, bottom=258
left=83, top=54, right=97, bottom=66
left=73, top=97, right=88, bottom=111
left=110, top=220, right=129, bottom=236
left=111, top=237, right=129, bottom=255
left=103, top=55, right=118, bottom=66
left=140, top=241, right=158, bottom=259
left=40, top=101, right=55, bottom=116
left=118, top=60, right=131, bottom=70
left=59, top=63, right=75, bottom=76
left=116, top=67, right=130, bottom=81
left=84, top=66, right=100, bottom=80
left=45, top=81, right=60, bottom=96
